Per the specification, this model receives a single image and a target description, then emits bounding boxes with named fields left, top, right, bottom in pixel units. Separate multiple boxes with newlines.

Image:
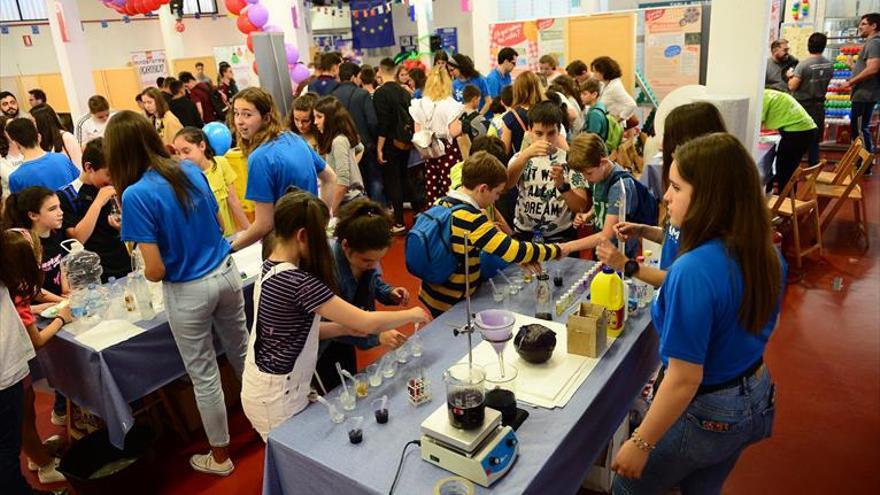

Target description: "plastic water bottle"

left=128, top=271, right=156, bottom=321
left=84, top=283, right=109, bottom=322
left=61, top=240, right=104, bottom=323
left=106, top=277, right=126, bottom=320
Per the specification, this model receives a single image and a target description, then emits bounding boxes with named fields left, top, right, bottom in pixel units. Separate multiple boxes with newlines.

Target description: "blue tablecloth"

left=263, top=257, right=660, bottom=495
left=33, top=278, right=256, bottom=449
left=640, top=140, right=777, bottom=200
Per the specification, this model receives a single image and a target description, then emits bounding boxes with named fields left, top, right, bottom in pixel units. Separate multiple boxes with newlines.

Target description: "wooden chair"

left=817, top=137, right=862, bottom=186
left=767, top=163, right=824, bottom=270
left=816, top=147, right=872, bottom=248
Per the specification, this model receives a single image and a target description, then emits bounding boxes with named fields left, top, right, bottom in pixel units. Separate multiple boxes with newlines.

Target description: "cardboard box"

left=566, top=302, right=607, bottom=358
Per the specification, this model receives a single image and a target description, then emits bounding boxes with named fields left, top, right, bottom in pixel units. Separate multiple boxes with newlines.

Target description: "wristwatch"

left=624, top=259, right=640, bottom=278
left=556, top=182, right=572, bottom=194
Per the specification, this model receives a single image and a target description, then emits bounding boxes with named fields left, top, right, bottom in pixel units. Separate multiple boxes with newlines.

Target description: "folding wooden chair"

left=816, top=147, right=872, bottom=248
left=817, top=137, right=862, bottom=186
left=767, top=163, right=824, bottom=270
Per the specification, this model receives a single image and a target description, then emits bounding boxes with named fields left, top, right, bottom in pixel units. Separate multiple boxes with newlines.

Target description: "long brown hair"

left=272, top=190, right=337, bottom=293
left=233, top=87, right=285, bottom=156
left=105, top=111, right=196, bottom=211
left=141, top=88, right=170, bottom=119
left=30, top=104, right=66, bottom=153
left=674, top=133, right=782, bottom=333
left=288, top=93, right=318, bottom=136
left=511, top=71, right=544, bottom=109
left=548, top=74, right=582, bottom=107
left=662, top=102, right=727, bottom=190
left=3, top=186, right=55, bottom=230
left=314, top=96, right=359, bottom=155
left=0, top=228, right=43, bottom=300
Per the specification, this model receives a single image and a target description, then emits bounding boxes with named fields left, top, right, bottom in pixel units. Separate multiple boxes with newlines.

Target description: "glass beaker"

left=339, top=390, right=356, bottom=411
left=354, top=373, right=369, bottom=398
left=409, top=333, right=423, bottom=358
left=382, top=354, right=398, bottom=379
left=367, top=363, right=383, bottom=387
left=444, top=363, right=486, bottom=430
left=396, top=341, right=410, bottom=364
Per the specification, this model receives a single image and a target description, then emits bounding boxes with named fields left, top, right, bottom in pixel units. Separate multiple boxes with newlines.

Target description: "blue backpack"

left=405, top=200, right=470, bottom=284
left=606, top=169, right=659, bottom=226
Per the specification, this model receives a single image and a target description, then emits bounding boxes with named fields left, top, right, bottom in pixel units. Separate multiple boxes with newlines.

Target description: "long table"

left=263, top=257, right=660, bottom=495
left=34, top=277, right=257, bottom=449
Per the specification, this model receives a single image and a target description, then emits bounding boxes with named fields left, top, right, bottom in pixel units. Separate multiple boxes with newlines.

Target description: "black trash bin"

left=57, top=425, right=157, bottom=495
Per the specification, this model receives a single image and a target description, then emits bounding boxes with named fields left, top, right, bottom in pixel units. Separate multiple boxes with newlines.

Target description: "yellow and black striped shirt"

left=419, top=197, right=563, bottom=316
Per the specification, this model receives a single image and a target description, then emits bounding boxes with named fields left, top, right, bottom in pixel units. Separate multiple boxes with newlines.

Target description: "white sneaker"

left=189, top=452, right=234, bottom=476
left=37, top=462, right=66, bottom=484
left=50, top=410, right=67, bottom=426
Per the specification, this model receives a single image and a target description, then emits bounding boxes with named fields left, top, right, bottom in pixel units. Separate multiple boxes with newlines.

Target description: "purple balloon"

left=113, top=0, right=125, bottom=5
left=262, top=24, right=282, bottom=33
left=246, top=0, right=259, bottom=4
left=246, top=3, right=269, bottom=28
left=290, top=64, right=310, bottom=84
left=285, top=43, right=299, bottom=65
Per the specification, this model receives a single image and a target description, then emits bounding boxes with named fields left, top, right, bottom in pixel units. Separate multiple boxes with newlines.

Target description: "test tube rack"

left=555, top=263, right=603, bottom=316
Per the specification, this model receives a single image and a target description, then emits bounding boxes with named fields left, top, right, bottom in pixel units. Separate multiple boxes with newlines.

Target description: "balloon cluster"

left=225, top=0, right=308, bottom=83
left=101, top=0, right=170, bottom=17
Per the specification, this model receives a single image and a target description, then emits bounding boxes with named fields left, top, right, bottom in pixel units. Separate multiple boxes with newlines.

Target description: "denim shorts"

left=614, top=366, right=776, bottom=495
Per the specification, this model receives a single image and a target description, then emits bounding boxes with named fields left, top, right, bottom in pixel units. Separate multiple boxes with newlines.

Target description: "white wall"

left=0, top=0, right=244, bottom=77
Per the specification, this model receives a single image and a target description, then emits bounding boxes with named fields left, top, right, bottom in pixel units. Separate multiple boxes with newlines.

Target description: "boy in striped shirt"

left=419, top=151, right=589, bottom=316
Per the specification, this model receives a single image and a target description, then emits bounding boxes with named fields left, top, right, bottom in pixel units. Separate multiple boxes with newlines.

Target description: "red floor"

left=25, top=179, right=880, bottom=494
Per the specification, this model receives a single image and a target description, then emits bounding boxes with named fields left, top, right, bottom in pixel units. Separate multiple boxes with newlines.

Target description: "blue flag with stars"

left=350, top=0, right=395, bottom=49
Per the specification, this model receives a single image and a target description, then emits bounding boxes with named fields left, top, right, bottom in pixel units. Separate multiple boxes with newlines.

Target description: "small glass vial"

left=535, top=272, right=553, bottom=320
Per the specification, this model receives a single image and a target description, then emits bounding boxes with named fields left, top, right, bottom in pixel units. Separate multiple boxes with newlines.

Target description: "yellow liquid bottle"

left=590, top=265, right=625, bottom=338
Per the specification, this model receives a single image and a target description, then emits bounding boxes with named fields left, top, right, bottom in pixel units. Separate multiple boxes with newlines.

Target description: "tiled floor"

left=24, top=178, right=879, bottom=494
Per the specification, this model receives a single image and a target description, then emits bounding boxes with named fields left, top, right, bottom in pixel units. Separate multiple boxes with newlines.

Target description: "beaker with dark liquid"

left=444, top=363, right=486, bottom=430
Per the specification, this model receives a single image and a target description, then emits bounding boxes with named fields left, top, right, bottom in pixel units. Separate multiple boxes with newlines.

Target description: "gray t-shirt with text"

left=792, top=55, right=833, bottom=102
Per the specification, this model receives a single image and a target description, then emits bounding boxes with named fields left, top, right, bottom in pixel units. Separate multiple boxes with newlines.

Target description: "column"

left=44, top=0, right=96, bottom=121
left=263, top=0, right=312, bottom=66
left=413, top=0, right=434, bottom=67
left=705, top=0, right=772, bottom=153
left=158, top=4, right=185, bottom=61
left=471, top=0, right=498, bottom=73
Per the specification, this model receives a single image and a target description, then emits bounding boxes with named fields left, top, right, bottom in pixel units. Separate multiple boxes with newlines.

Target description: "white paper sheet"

left=231, top=242, right=263, bottom=280
left=457, top=312, right=612, bottom=409
left=74, top=319, right=147, bottom=351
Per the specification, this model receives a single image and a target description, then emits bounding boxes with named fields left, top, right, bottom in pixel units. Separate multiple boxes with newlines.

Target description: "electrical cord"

left=388, top=439, right=421, bottom=495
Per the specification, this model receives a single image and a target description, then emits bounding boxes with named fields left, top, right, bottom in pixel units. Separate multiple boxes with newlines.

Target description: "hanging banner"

left=213, top=45, right=258, bottom=91
left=644, top=7, right=702, bottom=101
left=130, top=49, right=168, bottom=89
left=489, top=19, right=565, bottom=75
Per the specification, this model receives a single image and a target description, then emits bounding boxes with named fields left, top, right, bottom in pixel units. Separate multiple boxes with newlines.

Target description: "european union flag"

left=351, top=0, right=395, bottom=49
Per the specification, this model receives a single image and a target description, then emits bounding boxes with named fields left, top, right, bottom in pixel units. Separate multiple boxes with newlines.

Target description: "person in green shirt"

left=761, top=88, right=817, bottom=192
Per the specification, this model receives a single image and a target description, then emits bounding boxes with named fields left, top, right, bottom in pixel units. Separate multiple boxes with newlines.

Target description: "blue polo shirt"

left=652, top=239, right=786, bottom=385
left=8, top=152, right=79, bottom=193
left=120, top=161, right=230, bottom=283
left=485, top=67, right=512, bottom=98
left=245, top=132, right=326, bottom=204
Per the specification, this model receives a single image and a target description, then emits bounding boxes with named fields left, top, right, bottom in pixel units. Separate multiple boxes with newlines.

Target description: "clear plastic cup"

left=354, top=373, right=369, bottom=398
left=367, top=363, right=383, bottom=387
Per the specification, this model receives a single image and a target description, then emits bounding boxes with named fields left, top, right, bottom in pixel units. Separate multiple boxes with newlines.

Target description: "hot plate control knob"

left=489, top=456, right=502, bottom=466
left=506, top=438, right=518, bottom=448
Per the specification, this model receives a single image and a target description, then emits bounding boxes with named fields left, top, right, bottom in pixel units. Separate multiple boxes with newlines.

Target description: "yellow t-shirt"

left=203, top=156, right=238, bottom=236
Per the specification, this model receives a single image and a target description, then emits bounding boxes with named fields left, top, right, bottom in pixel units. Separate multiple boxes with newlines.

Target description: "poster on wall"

left=644, top=7, right=702, bottom=101
left=213, top=45, right=257, bottom=91
left=489, top=19, right=565, bottom=75
left=130, top=50, right=168, bottom=89
left=781, top=24, right=814, bottom=61
left=436, top=27, right=458, bottom=54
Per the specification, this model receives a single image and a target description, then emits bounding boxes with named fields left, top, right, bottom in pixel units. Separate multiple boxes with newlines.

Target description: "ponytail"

left=273, top=190, right=337, bottom=293
left=3, top=186, right=54, bottom=230
left=334, top=198, right=393, bottom=252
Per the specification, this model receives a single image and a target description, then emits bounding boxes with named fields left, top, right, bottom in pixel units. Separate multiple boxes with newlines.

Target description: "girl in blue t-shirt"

left=230, top=87, right=338, bottom=252
left=106, top=110, right=249, bottom=477
left=610, top=133, right=785, bottom=494
left=596, top=102, right=728, bottom=287
left=240, top=191, right=428, bottom=441
left=448, top=54, right=491, bottom=113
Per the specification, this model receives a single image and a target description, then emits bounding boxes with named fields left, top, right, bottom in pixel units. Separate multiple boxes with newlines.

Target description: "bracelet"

left=54, top=316, right=67, bottom=326
left=630, top=428, right=655, bottom=452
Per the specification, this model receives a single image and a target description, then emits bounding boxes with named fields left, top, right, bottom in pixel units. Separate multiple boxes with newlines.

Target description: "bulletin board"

left=567, top=13, right=637, bottom=97
left=780, top=24, right=815, bottom=61
left=171, top=56, right=218, bottom=83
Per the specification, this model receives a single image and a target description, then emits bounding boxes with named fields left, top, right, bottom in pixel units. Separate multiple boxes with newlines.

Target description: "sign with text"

left=644, top=7, right=702, bottom=101
left=130, top=49, right=168, bottom=89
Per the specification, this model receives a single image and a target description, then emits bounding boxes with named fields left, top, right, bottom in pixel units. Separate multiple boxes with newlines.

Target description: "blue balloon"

left=203, top=122, right=232, bottom=156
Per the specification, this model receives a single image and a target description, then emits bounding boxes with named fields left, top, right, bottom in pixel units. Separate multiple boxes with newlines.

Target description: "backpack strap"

left=510, top=107, right=528, bottom=134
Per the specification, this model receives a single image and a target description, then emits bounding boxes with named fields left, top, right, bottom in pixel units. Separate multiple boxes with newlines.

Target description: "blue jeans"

left=850, top=101, right=876, bottom=153
left=613, top=366, right=776, bottom=495
left=162, top=257, right=249, bottom=448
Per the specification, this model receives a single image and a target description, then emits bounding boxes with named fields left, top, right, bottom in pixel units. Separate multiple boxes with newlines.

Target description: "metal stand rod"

left=464, top=233, right=473, bottom=369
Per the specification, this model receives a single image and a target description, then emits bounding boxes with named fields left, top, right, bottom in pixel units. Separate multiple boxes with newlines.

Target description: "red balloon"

left=133, top=0, right=147, bottom=14
left=252, top=61, right=259, bottom=75
left=237, top=11, right=258, bottom=34
left=246, top=32, right=255, bottom=53
left=123, top=2, right=138, bottom=16
left=175, top=20, right=185, bottom=33
left=225, top=0, right=246, bottom=16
